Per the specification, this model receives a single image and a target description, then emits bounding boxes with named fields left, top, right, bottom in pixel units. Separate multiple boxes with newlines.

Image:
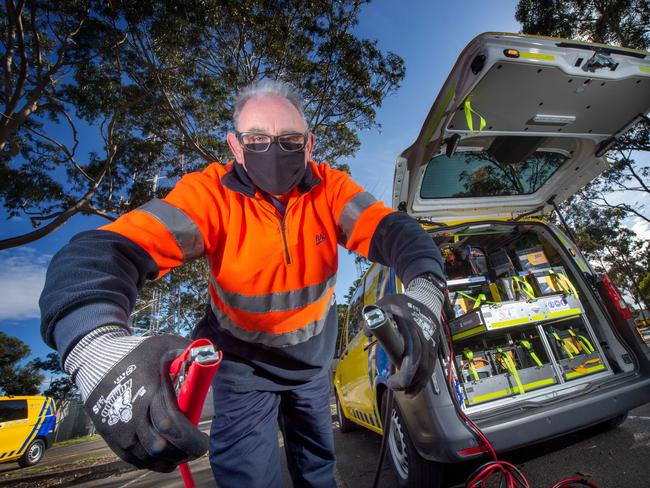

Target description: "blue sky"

left=1, top=0, right=648, bottom=376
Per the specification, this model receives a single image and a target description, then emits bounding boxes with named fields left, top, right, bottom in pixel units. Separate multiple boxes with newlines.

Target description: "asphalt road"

left=4, top=404, right=650, bottom=487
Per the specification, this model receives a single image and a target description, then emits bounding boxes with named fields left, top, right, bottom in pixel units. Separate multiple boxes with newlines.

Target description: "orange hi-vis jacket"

left=40, top=159, right=443, bottom=388
left=100, top=161, right=393, bottom=348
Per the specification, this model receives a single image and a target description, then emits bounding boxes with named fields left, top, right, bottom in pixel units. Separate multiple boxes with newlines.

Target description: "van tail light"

left=600, top=274, right=632, bottom=320
left=457, top=445, right=491, bottom=458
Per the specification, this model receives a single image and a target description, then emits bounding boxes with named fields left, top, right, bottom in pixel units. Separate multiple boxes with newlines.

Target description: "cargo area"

left=430, top=221, right=634, bottom=416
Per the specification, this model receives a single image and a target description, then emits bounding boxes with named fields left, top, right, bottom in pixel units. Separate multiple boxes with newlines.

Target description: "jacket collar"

left=221, top=161, right=322, bottom=198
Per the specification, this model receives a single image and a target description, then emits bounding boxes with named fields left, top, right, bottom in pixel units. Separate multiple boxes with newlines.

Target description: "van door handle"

left=363, top=339, right=377, bottom=351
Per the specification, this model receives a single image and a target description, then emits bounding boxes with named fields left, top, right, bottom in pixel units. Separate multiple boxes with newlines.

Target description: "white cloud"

left=0, top=248, right=51, bottom=320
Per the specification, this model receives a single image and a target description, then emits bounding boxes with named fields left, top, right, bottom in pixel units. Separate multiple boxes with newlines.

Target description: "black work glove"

left=376, top=275, right=444, bottom=396
left=64, top=327, right=209, bottom=472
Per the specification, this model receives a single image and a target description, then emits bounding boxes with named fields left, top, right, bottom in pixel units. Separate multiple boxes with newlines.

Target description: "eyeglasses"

left=236, top=131, right=307, bottom=153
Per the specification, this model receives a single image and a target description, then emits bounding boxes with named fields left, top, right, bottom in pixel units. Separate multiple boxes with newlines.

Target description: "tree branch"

left=597, top=194, right=650, bottom=225
left=28, top=0, right=42, bottom=79
left=133, top=29, right=218, bottom=163
left=3, top=0, right=28, bottom=120
left=22, top=111, right=94, bottom=183
left=3, top=0, right=17, bottom=102
left=81, top=204, right=116, bottom=221
left=0, top=9, right=85, bottom=151
left=0, top=110, right=118, bottom=250
left=623, top=158, right=650, bottom=194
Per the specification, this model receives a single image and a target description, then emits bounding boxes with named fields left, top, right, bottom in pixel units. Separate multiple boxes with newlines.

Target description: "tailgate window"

left=421, top=137, right=570, bottom=199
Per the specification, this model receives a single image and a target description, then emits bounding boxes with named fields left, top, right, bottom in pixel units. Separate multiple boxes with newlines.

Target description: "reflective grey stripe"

left=209, top=273, right=337, bottom=314
left=138, top=198, right=204, bottom=261
left=209, top=294, right=335, bottom=348
left=338, top=192, right=377, bottom=245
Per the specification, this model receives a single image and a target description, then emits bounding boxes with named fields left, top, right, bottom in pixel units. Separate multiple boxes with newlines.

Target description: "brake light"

left=601, top=274, right=632, bottom=320
left=457, top=445, right=491, bottom=458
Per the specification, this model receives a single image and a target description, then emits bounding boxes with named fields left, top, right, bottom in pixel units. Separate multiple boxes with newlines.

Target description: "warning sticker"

left=546, top=297, right=570, bottom=312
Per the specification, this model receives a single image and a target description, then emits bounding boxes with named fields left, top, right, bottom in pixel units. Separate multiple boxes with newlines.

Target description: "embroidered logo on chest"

left=315, top=233, right=327, bottom=245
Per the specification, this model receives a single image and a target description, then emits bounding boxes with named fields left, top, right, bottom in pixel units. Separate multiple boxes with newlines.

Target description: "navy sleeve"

left=39, top=229, right=159, bottom=359
left=368, top=212, right=444, bottom=286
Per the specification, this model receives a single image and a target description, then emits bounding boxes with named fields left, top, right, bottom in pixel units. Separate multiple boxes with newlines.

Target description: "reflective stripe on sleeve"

left=210, top=273, right=337, bottom=314
left=209, top=294, right=335, bottom=348
left=338, top=192, right=377, bottom=245
left=138, top=198, right=204, bottom=261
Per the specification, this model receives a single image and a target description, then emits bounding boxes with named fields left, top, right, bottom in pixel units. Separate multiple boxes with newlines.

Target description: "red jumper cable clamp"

left=169, top=339, right=223, bottom=488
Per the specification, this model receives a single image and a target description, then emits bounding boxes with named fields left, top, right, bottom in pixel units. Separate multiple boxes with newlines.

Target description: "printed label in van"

left=546, top=297, right=570, bottom=312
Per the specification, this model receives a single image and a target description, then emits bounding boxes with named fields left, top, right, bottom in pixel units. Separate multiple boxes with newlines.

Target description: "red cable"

left=442, top=317, right=498, bottom=462
left=179, top=464, right=196, bottom=488
left=442, top=317, right=526, bottom=486
left=171, top=340, right=222, bottom=488
left=549, top=477, right=598, bottom=488
left=441, top=316, right=598, bottom=488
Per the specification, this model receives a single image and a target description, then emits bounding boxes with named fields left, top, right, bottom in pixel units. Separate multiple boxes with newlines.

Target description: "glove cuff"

left=64, top=326, right=144, bottom=401
left=405, top=276, right=445, bottom=320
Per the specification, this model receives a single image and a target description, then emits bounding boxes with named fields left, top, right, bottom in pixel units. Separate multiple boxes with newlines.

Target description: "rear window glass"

left=0, top=399, right=28, bottom=422
left=420, top=150, right=567, bottom=199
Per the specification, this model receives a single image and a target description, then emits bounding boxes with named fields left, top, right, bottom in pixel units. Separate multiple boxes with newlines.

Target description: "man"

left=40, top=80, right=446, bottom=487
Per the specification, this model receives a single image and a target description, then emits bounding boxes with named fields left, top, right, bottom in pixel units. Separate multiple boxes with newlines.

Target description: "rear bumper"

left=480, top=373, right=650, bottom=453
left=397, top=365, right=650, bottom=463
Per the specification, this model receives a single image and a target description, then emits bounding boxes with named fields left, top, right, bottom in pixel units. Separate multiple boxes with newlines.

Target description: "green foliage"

left=515, top=0, right=650, bottom=49
left=132, top=258, right=209, bottom=337
left=42, top=377, right=79, bottom=403
left=32, top=352, right=79, bottom=402
left=559, top=200, right=649, bottom=310
left=343, top=278, right=363, bottom=304
left=336, top=276, right=364, bottom=354
left=577, top=140, right=650, bottom=226
left=336, top=303, right=349, bottom=356
left=640, top=273, right=650, bottom=307
left=0, top=332, right=43, bottom=396
left=1, top=0, right=404, bottom=250
left=2, top=0, right=405, bottom=332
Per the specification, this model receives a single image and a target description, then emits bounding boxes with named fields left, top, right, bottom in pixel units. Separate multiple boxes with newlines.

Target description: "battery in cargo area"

left=455, top=328, right=559, bottom=407
left=449, top=293, right=584, bottom=342
left=439, top=234, right=609, bottom=410
left=544, top=318, right=606, bottom=380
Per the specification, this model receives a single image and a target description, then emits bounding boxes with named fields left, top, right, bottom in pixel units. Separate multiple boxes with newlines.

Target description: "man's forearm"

left=39, top=229, right=159, bottom=360
left=368, top=212, right=445, bottom=286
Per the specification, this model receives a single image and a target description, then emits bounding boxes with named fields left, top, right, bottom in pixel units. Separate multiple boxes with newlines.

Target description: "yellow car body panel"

left=0, top=396, right=57, bottom=464
left=335, top=263, right=403, bottom=435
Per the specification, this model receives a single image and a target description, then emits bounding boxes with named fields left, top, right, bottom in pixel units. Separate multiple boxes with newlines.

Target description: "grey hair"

left=232, top=80, right=307, bottom=129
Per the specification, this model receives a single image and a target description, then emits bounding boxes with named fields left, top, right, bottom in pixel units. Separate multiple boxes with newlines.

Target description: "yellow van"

left=0, top=396, right=57, bottom=467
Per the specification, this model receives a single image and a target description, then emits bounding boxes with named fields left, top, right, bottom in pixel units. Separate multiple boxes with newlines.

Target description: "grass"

left=52, top=434, right=100, bottom=447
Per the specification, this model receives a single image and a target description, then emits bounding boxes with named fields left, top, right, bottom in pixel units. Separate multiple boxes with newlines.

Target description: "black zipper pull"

left=280, top=219, right=291, bottom=264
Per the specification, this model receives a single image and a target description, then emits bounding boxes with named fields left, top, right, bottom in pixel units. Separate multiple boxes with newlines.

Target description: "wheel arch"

left=375, top=381, right=388, bottom=428
left=35, top=434, right=49, bottom=449
left=334, top=383, right=353, bottom=421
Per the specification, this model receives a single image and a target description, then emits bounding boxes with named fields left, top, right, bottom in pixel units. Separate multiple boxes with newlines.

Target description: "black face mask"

left=243, top=143, right=306, bottom=196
